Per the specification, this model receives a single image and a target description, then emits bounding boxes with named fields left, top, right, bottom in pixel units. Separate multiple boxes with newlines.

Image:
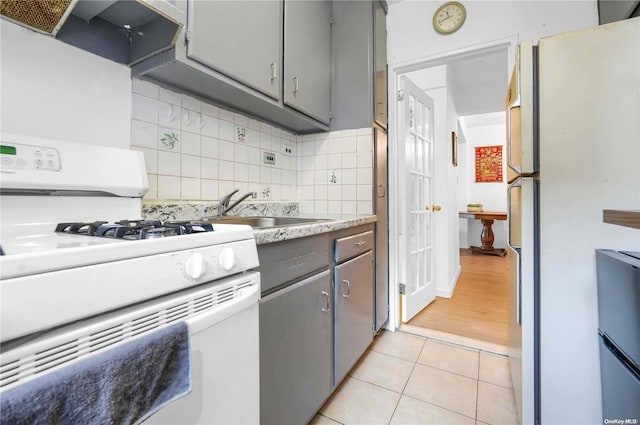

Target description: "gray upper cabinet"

left=331, top=0, right=387, bottom=131
left=187, top=0, right=281, bottom=100
left=373, top=0, right=388, bottom=128
left=283, top=0, right=332, bottom=124
left=132, top=0, right=330, bottom=134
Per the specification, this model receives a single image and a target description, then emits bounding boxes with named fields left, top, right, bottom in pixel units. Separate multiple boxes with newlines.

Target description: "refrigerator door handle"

left=506, top=100, right=522, bottom=175
left=507, top=179, right=522, bottom=249
left=507, top=180, right=523, bottom=324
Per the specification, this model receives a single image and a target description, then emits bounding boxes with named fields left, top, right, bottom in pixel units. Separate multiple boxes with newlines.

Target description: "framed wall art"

left=451, top=131, right=458, bottom=167
left=475, top=145, right=503, bottom=182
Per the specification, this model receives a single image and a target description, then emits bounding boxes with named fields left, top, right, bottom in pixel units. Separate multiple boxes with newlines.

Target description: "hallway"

left=407, top=249, right=508, bottom=345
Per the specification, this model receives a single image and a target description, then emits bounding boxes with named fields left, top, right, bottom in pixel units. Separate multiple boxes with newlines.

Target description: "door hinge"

left=330, top=15, right=333, bottom=25
left=184, top=29, right=191, bottom=43
left=399, top=283, right=406, bottom=295
left=329, top=111, right=333, bottom=121
left=397, top=90, right=405, bottom=101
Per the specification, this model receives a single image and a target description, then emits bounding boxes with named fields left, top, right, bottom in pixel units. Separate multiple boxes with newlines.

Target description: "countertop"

left=141, top=201, right=376, bottom=245
left=603, top=209, right=640, bottom=230
left=252, top=215, right=377, bottom=245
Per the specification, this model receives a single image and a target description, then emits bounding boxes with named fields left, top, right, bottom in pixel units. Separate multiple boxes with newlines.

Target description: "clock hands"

left=438, top=10, right=452, bottom=24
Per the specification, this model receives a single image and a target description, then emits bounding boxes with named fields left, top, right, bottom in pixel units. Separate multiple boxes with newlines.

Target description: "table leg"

left=470, top=218, right=506, bottom=257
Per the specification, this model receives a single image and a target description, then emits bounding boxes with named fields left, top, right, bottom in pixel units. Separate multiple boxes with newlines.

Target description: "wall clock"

left=433, top=2, right=466, bottom=34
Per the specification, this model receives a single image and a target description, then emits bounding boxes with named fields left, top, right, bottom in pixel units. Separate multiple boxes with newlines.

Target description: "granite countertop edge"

left=253, top=215, right=377, bottom=245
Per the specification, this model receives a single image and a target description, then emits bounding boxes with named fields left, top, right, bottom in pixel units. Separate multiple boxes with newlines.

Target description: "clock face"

left=433, top=2, right=466, bottom=34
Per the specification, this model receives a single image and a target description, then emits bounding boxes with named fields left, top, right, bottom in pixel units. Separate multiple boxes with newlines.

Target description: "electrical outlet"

left=236, top=127, right=247, bottom=143
left=283, top=143, right=293, bottom=156
left=263, top=151, right=276, bottom=165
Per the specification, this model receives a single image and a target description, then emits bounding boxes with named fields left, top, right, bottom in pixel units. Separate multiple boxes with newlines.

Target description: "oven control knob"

left=218, top=247, right=235, bottom=271
left=185, top=253, right=205, bottom=279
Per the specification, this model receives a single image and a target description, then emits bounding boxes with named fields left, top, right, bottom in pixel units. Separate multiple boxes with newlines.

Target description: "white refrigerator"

left=506, top=17, right=640, bottom=425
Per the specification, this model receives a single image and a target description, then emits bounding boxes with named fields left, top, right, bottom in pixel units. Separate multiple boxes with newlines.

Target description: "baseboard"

left=435, top=264, right=461, bottom=298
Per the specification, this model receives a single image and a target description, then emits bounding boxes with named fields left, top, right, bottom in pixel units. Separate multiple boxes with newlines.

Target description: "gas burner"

left=55, top=221, right=108, bottom=236
left=55, top=220, right=215, bottom=240
left=164, top=221, right=215, bottom=235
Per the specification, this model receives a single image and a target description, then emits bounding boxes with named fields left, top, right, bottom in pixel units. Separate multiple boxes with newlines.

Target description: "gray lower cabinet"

left=260, top=270, right=332, bottom=425
left=334, top=250, right=375, bottom=385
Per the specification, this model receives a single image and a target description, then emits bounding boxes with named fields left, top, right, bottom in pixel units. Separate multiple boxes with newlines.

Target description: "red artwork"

left=475, top=145, right=503, bottom=183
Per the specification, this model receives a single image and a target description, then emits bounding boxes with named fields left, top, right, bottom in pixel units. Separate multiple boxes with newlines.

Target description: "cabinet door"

left=283, top=0, right=331, bottom=124
left=186, top=0, right=282, bottom=100
left=260, top=271, right=332, bottom=425
left=334, top=250, right=375, bottom=385
left=373, top=0, right=388, bottom=128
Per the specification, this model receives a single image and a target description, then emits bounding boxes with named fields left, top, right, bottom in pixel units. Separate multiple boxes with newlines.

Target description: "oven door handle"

left=187, top=281, right=259, bottom=334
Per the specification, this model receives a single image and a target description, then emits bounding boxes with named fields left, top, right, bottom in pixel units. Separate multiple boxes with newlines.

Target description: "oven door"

left=145, top=272, right=260, bottom=425
left=0, top=272, right=260, bottom=425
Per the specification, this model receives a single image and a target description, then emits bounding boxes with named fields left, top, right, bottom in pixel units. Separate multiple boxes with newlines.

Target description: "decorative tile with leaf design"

left=160, top=131, right=179, bottom=149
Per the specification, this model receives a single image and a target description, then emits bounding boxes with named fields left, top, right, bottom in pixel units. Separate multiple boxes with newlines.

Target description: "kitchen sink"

left=205, top=216, right=332, bottom=229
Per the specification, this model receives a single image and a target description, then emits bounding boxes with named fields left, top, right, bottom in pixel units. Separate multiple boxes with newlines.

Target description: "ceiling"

left=447, top=49, right=509, bottom=116
left=404, top=47, right=509, bottom=117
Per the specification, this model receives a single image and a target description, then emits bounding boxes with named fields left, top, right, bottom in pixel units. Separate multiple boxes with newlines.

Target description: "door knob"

left=433, top=205, right=442, bottom=211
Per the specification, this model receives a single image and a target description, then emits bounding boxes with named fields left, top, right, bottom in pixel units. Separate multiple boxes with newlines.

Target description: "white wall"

left=388, top=1, right=598, bottom=66
left=1, top=21, right=132, bottom=148
left=459, top=113, right=508, bottom=249
left=455, top=123, right=470, bottom=248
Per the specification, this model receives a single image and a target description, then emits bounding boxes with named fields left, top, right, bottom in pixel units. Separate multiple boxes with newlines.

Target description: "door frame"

left=387, top=37, right=517, bottom=331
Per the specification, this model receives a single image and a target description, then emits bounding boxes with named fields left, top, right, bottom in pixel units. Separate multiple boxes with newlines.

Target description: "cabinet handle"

left=342, top=280, right=351, bottom=298
left=321, top=291, right=330, bottom=312
left=270, top=62, right=277, bottom=81
left=293, top=76, right=299, bottom=94
left=354, top=240, right=366, bottom=247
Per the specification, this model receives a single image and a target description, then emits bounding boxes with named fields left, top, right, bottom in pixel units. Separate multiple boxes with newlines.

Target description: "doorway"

left=388, top=39, right=516, bottom=347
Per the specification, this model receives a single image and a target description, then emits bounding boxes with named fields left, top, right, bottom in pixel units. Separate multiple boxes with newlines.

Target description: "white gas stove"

left=0, top=134, right=259, bottom=342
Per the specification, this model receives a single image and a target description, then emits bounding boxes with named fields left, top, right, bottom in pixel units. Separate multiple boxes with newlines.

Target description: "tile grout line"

left=387, top=339, right=426, bottom=425
left=476, top=347, right=481, bottom=423
left=400, top=393, right=478, bottom=423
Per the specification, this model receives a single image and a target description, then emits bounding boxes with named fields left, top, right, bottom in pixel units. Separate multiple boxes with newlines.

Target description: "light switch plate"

left=263, top=151, right=276, bottom=165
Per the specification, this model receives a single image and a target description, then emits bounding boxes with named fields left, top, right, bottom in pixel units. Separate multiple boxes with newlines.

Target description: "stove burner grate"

left=55, top=220, right=215, bottom=240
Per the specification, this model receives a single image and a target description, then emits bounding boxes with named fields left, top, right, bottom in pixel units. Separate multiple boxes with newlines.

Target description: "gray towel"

left=0, top=321, right=191, bottom=425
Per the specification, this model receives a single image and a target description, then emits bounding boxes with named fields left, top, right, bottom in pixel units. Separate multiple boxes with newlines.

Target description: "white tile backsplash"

left=201, top=136, right=219, bottom=159
left=157, top=175, right=180, bottom=198
left=181, top=155, right=200, bottom=178
left=158, top=151, right=180, bottom=176
left=132, top=93, right=158, bottom=124
left=181, top=177, right=200, bottom=199
left=131, top=78, right=373, bottom=210
left=131, top=120, right=158, bottom=149
left=181, top=132, right=201, bottom=156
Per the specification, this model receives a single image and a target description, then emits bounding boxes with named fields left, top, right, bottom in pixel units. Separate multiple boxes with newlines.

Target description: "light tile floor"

left=311, top=329, right=518, bottom=425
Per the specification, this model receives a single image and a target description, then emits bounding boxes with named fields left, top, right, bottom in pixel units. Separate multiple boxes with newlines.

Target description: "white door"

left=398, top=76, right=436, bottom=322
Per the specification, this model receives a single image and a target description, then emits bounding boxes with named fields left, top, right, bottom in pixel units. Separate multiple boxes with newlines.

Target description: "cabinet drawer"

left=257, top=233, right=329, bottom=295
left=334, top=231, right=374, bottom=262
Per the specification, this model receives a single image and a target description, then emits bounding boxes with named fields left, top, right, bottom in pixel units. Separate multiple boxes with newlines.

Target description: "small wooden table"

left=459, top=211, right=508, bottom=257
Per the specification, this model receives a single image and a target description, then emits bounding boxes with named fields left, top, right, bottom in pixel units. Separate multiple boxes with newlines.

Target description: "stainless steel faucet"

left=218, top=189, right=257, bottom=216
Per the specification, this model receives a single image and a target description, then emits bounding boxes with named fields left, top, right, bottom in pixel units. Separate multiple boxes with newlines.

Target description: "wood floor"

left=407, top=249, right=508, bottom=345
